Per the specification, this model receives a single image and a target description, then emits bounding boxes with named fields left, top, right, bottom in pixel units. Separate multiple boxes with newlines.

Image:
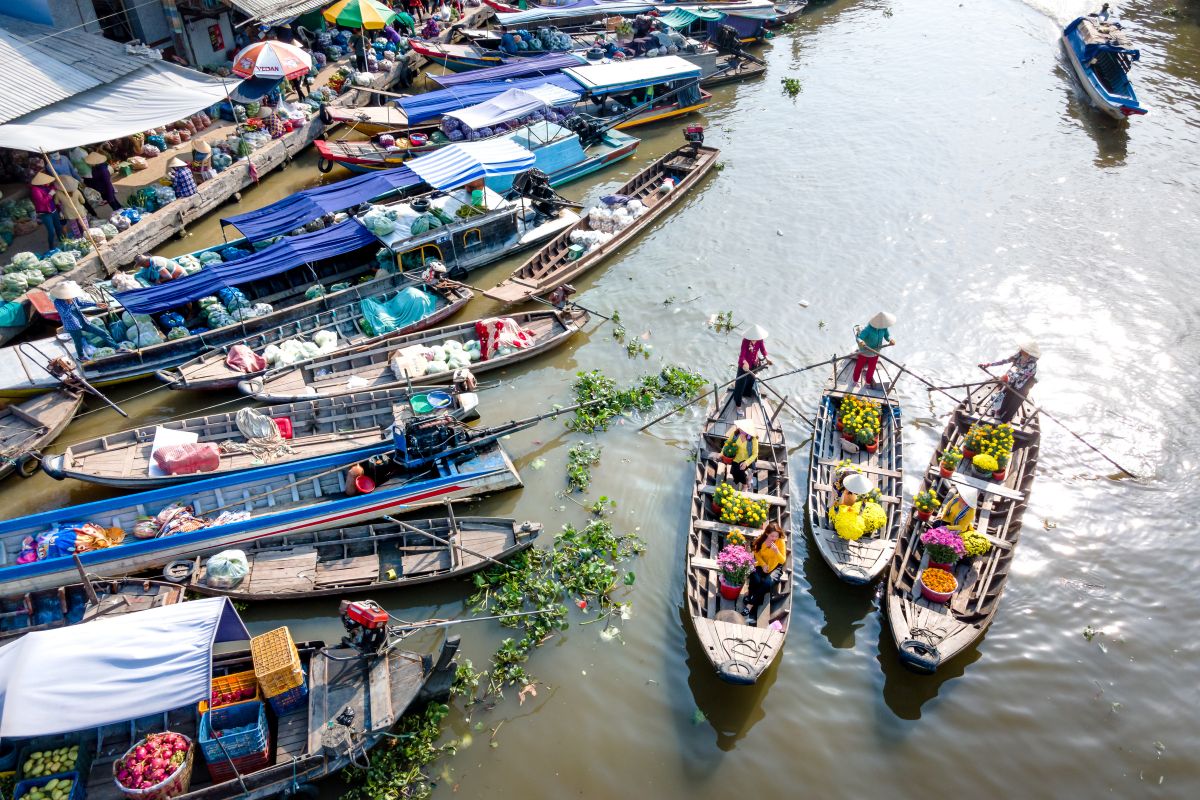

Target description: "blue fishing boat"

left=1062, top=11, right=1145, bottom=119
left=490, top=121, right=639, bottom=192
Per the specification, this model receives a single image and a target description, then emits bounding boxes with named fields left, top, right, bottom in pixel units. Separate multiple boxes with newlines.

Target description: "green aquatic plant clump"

left=568, top=366, right=706, bottom=433
left=566, top=441, right=602, bottom=492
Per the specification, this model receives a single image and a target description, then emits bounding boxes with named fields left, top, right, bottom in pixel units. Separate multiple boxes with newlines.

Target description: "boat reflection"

left=875, top=618, right=981, bottom=720
left=1056, top=62, right=1130, bottom=168
left=801, top=526, right=880, bottom=649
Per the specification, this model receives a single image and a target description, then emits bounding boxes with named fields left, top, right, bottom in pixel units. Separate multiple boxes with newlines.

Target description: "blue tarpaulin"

left=430, top=53, right=587, bottom=88
left=397, top=73, right=581, bottom=124
left=221, top=168, right=421, bottom=240
left=114, top=220, right=379, bottom=314
left=406, top=139, right=537, bottom=190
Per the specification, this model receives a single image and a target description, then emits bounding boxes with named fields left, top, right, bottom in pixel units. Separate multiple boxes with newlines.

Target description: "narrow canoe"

left=0, top=439, right=522, bottom=595
left=241, top=308, right=588, bottom=404
left=885, top=383, right=1041, bottom=673
left=686, top=387, right=792, bottom=685
left=158, top=275, right=473, bottom=391
left=178, top=516, right=541, bottom=601
left=0, top=578, right=183, bottom=642
left=485, top=142, right=720, bottom=306
left=0, top=388, right=83, bottom=480
left=41, top=387, right=478, bottom=490
left=805, top=357, right=904, bottom=584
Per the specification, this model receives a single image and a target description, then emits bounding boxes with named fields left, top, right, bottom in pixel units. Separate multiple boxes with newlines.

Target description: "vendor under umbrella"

left=83, top=151, right=121, bottom=211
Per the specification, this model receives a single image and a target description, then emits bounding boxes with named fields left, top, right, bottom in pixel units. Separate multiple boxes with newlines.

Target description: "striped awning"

left=407, top=139, right=537, bottom=190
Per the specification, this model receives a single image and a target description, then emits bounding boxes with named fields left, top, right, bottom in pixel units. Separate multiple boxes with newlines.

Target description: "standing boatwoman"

left=979, top=340, right=1039, bottom=423
left=733, top=324, right=770, bottom=410
left=853, top=311, right=896, bottom=386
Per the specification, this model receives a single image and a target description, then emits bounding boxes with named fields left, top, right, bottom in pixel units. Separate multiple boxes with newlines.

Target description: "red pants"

left=853, top=354, right=878, bottom=384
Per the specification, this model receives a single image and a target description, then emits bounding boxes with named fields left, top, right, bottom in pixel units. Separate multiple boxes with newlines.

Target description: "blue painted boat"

left=1062, top=13, right=1145, bottom=120
left=488, top=121, right=640, bottom=192
left=0, top=439, right=522, bottom=595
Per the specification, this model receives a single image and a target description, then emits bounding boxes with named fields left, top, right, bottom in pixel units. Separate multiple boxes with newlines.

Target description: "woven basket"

left=112, top=735, right=194, bottom=800
left=250, top=627, right=304, bottom=698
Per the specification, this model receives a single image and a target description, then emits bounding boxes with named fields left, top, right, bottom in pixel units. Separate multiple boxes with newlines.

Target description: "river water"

left=6, top=0, right=1200, bottom=796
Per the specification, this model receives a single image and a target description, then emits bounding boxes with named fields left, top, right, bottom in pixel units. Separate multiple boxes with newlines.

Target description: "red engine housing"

left=341, top=599, right=390, bottom=629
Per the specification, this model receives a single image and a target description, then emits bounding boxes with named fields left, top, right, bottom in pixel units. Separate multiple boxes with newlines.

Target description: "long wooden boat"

left=0, top=388, right=83, bottom=480
left=157, top=276, right=472, bottom=391
left=0, top=439, right=522, bottom=595
left=0, top=578, right=183, bottom=641
left=885, top=383, right=1040, bottom=673
left=1062, top=14, right=1145, bottom=119
left=324, top=103, right=439, bottom=136
left=241, top=308, right=588, bottom=403
left=805, top=357, right=903, bottom=584
left=41, top=388, right=478, bottom=490
left=485, top=140, right=719, bottom=305
left=178, top=515, right=540, bottom=601
left=686, top=387, right=792, bottom=685
left=408, top=37, right=570, bottom=73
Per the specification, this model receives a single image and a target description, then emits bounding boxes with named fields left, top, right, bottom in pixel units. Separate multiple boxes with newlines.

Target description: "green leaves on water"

left=567, top=442, right=602, bottom=492
left=691, top=708, right=707, bottom=726
left=567, top=367, right=706, bottom=433
left=780, top=76, right=802, bottom=99
left=624, top=571, right=636, bottom=586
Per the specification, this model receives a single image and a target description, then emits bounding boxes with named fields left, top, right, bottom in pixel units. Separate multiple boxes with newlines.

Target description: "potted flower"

left=939, top=446, right=962, bottom=478
left=962, top=423, right=990, bottom=459
left=913, top=489, right=940, bottom=521
left=961, top=530, right=992, bottom=559
left=712, top=482, right=736, bottom=517
left=971, top=452, right=998, bottom=479
left=919, top=526, right=965, bottom=569
left=992, top=451, right=1010, bottom=481
left=716, top=543, right=753, bottom=601
left=919, top=567, right=958, bottom=603
left=829, top=503, right=866, bottom=541
left=724, top=528, right=748, bottom=548
left=721, top=440, right=739, bottom=465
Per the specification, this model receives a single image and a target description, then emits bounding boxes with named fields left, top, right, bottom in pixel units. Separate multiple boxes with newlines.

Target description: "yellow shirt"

left=722, top=431, right=759, bottom=464
left=941, top=497, right=975, bottom=533
left=754, top=539, right=787, bottom=573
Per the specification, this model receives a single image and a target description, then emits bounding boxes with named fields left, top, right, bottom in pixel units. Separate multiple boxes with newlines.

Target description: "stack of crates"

left=197, top=702, right=271, bottom=784
left=250, top=627, right=308, bottom=716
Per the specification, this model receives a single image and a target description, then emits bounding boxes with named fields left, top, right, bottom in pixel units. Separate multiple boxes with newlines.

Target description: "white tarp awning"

left=0, top=597, right=248, bottom=737
left=0, top=61, right=238, bottom=153
left=445, top=85, right=577, bottom=130
left=408, top=138, right=537, bottom=190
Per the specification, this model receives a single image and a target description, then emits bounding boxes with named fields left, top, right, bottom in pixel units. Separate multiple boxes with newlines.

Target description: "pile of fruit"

left=17, top=775, right=74, bottom=800
left=114, top=733, right=190, bottom=792
left=22, top=746, right=79, bottom=778
left=210, top=685, right=256, bottom=709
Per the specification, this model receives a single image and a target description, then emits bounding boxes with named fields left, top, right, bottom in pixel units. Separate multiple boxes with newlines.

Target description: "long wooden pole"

left=382, top=515, right=514, bottom=571
left=40, top=149, right=107, bottom=271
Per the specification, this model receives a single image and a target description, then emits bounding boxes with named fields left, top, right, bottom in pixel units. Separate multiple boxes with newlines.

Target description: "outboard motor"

left=394, top=415, right=470, bottom=467
left=512, top=168, right=571, bottom=217
left=340, top=599, right=391, bottom=654
left=683, top=124, right=705, bottom=157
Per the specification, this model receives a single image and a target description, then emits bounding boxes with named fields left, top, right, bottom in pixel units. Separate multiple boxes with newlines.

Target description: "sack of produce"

left=224, top=344, right=266, bottom=374
left=167, top=327, right=189, bottom=341
left=49, top=251, right=77, bottom=270
left=111, top=271, right=140, bottom=292
left=36, top=260, right=56, bottom=278
left=204, top=550, right=249, bottom=589
left=153, top=443, right=220, bottom=476
left=23, top=269, right=44, bottom=287
left=112, top=732, right=194, bottom=800
left=9, top=251, right=38, bottom=271
left=304, top=284, right=325, bottom=300
left=313, top=330, right=337, bottom=351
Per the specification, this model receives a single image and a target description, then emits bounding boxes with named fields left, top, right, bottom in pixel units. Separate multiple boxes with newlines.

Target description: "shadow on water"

left=801, top=522, right=881, bottom=650
left=678, top=604, right=780, bottom=753
left=875, top=614, right=982, bottom=721
left=1054, top=62, right=1130, bottom=168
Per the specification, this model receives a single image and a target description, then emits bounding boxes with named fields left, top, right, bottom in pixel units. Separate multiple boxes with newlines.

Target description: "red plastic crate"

left=204, top=743, right=270, bottom=785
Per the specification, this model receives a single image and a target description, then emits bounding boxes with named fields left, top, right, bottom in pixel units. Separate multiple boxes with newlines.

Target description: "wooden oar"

left=978, top=365, right=1139, bottom=479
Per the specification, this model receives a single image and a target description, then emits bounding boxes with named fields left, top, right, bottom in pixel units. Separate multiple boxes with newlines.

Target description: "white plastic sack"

left=204, top=550, right=249, bottom=589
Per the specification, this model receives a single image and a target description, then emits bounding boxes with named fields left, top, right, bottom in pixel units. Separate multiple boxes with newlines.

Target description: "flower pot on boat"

left=919, top=568, right=958, bottom=603
left=992, top=469, right=1007, bottom=482
left=717, top=576, right=743, bottom=601
left=939, top=465, right=954, bottom=479
left=915, top=508, right=932, bottom=522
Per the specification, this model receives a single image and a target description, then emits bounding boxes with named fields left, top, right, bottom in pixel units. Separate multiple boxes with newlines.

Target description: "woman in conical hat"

left=722, top=418, right=761, bottom=491
left=733, top=323, right=771, bottom=411
left=82, top=150, right=122, bottom=210
left=49, top=281, right=116, bottom=360
left=853, top=310, right=896, bottom=386
left=979, top=339, right=1040, bottom=423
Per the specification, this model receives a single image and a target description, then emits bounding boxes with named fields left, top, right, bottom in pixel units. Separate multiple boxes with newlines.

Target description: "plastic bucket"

left=355, top=475, right=376, bottom=494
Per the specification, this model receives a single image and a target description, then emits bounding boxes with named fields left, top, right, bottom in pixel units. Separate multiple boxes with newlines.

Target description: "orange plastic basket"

left=250, top=627, right=304, bottom=698
left=197, top=670, right=260, bottom=713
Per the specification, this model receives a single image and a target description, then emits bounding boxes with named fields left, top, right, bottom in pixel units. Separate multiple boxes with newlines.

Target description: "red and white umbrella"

left=231, top=41, right=312, bottom=81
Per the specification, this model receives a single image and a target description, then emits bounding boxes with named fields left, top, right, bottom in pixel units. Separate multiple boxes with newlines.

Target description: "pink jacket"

left=29, top=184, right=56, bottom=214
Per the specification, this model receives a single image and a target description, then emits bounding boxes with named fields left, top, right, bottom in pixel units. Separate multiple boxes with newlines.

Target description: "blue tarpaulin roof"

left=114, top=219, right=379, bottom=314
left=222, top=168, right=421, bottom=240
left=430, top=53, right=587, bottom=88
left=397, top=73, right=581, bottom=124
left=408, top=138, right=537, bottom=189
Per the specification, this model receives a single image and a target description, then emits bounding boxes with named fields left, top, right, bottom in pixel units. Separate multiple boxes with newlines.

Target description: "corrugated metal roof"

left=227, top=0, right=332, bottom=25
left=0, top=15, right=161, bottom=124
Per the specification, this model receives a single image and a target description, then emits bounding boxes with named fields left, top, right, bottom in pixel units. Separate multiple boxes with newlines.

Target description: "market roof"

left=0, top=14, right=163, bottom=124
left=0, top=598, right=247, bottom=737
left=227, top=0, right=332, bottom=25
left=406, top=139, right=538, bottom=190
left=397, top=73, right=582, bottom=124
left=431, top=53, right=588, bottom=89
left=563, top=55, right=701, bottom=92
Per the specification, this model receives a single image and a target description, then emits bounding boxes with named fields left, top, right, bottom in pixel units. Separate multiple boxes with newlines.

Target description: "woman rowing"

left=853, top=311, right=896, bottom=387
left=979, top=340, right=1039, bottom=423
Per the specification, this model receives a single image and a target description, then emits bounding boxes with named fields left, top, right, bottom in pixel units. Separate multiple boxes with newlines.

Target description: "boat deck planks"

left=0, top=388, right=82, bottom=480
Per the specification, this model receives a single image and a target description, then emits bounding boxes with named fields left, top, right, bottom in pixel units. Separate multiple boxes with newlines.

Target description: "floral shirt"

left=985, top=351, right=1038, bottom=390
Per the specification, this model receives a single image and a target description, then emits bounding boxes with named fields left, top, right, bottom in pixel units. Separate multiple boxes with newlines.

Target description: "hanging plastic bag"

left=204, top=550, right=249, bottom=589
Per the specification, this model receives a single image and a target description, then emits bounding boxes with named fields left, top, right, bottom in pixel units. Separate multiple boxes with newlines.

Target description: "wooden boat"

left=685, top=388, right=792, bottom=685
left=0, top=388, right=83, bottom=480
left=0, top=578, right=183, bottom=641
left=805, top=357, right=903, bottom=584
left=408, top=37, right=571, bottom=73
left=0, top=438, right=523, bottom=595
left=885, top=383, right=1040, bottom=673
left=157, top=275, right=472, bottom=391
left=323, top=103, right=438, bottom=136
left=485, top=138, right=719, bottom=305
left=241, top=308, right=588, bottom=403
left=178, top=515, right=541, bottom=601
left=1062, top=13, right=1145, bottom=119
left=766, top=0, right=808, bottom=27
left=41, top=388, right=479, bottom=490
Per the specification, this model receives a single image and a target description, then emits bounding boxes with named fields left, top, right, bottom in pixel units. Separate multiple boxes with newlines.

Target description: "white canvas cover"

left=564, top=56, right=701, bottom=92
left=0, top=62, right=238, bottom=153
left=445, top=85, right=577, bottom=130
left=0, top=597, right=248, bottom=737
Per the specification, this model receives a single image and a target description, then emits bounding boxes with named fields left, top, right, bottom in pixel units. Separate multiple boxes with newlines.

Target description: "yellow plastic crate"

left=250, top=627, right=304, bottom=698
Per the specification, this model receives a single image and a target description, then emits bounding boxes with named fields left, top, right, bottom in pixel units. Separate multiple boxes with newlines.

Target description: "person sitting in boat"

left=733, top=324, right=770, bottom=410
left=498, top=25, right=518, bottom=55
left=722, top=419, right=760, bottom=491
left=839, top=471, right=874, bottom=509
left=345, top=454, right=402, bottom=497
left=742, top=522, right=787, bottom=620
left=853, top=311, right=896, bottom=387
left=978, top=340, right=1039, bottom=423
left=134, top=254, right=185, bottom=286
left=50, top=281, right=117, bottom=360
left=940, top=485, right=978, bottom=533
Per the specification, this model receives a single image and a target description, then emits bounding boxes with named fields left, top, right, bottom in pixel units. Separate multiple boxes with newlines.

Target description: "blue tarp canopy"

left=230, top=76, right=282, bottom=103
left=114, top=219, right=379, bottom=314
left=496, top=0, right=654, bottom=26
left=0, top=598, right=247, bottom=737
left=431, top=53, right=587, bottom=88
left=407, top=138, right=537, bottom=190
left=222, top=168, right=422, bottom=240
left=397, top=73, right=581, bottom=124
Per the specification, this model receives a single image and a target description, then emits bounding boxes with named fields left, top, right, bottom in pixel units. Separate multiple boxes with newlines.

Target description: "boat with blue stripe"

left=1061, top=11, right=1146, bottom=119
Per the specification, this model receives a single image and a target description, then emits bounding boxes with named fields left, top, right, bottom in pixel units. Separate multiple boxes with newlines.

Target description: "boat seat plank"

left=812, top=484, right=900, bottom=504
left=697, top=485, right=786, bottom=506
left=816, top=459, right=902, bottom=478
left=313, top=555, right=379, bottom=587
left=306, top=652, right=329, bottom=753
left=368, top=651, right=395, bottom=730
left=275, top=709, right=309, bottom=758
left=244, top=551, right=319, bottom=593
left=947, top=472, right=1024, bottom=501
left=703, top=452, right=778, bottom=471
left=401, top=549, right=451, bottom=576
left=690, top=557, right=719, bottom=571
